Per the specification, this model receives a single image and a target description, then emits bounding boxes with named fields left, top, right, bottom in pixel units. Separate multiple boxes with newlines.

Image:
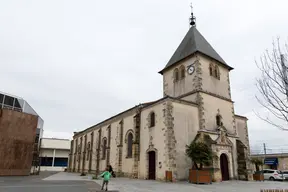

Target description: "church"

left=68, top=11, right=252, bottom=182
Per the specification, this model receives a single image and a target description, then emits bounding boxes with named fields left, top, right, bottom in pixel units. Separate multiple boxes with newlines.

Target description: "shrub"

left=185, top=141, right=216, bottom=170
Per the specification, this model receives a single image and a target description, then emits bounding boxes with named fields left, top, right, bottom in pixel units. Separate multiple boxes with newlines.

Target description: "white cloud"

left=1, top=0, right=288, bottom=153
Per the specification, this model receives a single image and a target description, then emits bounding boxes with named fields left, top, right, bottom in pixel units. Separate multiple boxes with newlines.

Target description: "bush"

left=80, top=172, right=86, bottom=176
left=250, top=157, right=263, bottom=172
left=185, top=141, right=216, bottom=170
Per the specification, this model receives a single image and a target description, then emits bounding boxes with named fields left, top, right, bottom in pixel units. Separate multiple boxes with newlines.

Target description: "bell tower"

left=159, top=5, right=233, bottom=102
left=159, top=6, right=236, bottom=134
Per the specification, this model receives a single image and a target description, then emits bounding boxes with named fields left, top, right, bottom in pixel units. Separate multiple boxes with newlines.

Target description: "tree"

left=185, top=141, right=216, bottom=170
left=250, top=157, right=263, bottom=172
left=255, top=39, right=288, bottom=130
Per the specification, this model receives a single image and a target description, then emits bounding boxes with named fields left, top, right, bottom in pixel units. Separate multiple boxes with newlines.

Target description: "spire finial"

left=189, top=3, right=196, bottom=27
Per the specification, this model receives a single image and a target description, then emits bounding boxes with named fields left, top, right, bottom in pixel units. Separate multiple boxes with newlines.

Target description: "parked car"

left=281, top=170, right=288, bottom=180
left=262, top=169, right=284, bottom=181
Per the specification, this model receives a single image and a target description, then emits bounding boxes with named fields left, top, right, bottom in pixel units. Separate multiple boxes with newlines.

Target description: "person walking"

left=99, top=167, right=111, bottom=191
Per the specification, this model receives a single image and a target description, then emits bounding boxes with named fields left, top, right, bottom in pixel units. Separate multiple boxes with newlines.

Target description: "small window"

left=214, top=67, right=218, bottom=78
left=150, top=112, right=155, bottom=127
left=87, top=142, right=91, bottom=160
left=127, top=133, right=133, bottom=158
left=180, top=66, right=185, bottom=79
left=217, top=66, right=220, bottom=80
left=174, top=68, right=179, bottom=82
left=215, top=66, right=220, bottom=80
left=216, top=115, right=221, bottom=126
left=4, top=95, right=14, bottom=106
left=102, top=138, right=107, bottom=159
left=0, top=94, right=4, bottom=104
left=209, top=64, right=213, bottom=76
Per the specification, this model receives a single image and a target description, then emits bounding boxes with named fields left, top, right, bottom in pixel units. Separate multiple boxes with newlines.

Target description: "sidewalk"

left=43, top=172, right=288, bottom=192
left=43, top=172, right=92, bottom=181
left=43, top=172, right=119, bottom=191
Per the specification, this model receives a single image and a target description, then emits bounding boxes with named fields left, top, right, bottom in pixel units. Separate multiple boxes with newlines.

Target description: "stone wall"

left=0, top=109, right=38, bottom=176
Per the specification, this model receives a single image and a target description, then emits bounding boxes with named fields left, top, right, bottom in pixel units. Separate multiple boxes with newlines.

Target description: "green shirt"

left=100, top=171, right=111, bottom=181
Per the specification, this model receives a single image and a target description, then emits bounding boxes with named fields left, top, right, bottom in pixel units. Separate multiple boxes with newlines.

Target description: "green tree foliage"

left=250, top=157, right=263, bottom=171
left=185, top=141, right=216, bottom=170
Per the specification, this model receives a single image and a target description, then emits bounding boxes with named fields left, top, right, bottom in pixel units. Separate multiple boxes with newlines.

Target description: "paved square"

left=0, top=172, right=102, bottom=192
left=94, top=177, right=288, bottom=192
left=43, top=172, right=288, bottom=192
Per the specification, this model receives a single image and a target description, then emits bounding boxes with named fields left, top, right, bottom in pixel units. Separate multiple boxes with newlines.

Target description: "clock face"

left=187, top=64, right=195, bottom=75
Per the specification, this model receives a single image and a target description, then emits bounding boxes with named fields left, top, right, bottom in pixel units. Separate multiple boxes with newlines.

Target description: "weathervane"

left=189, top=3, right=196, bottom=27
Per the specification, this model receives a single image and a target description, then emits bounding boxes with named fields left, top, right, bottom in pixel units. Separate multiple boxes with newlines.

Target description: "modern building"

left=40, top=138, right=70, bottom=171
left=251, top=153, right=288, bottom=171
left=0, top=91, right=44, bottom=176
left=68, top=12, right=252, bottom=181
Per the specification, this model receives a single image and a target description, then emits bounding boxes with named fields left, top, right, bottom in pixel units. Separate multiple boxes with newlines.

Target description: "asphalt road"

left=0, top=172, right=107, bottom=192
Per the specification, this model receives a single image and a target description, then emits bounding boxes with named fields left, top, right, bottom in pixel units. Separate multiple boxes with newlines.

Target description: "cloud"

left=1, top=0, right=288, bottom=152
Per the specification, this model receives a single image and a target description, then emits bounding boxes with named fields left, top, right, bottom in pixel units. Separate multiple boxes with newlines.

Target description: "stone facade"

left=68, top=25, right=251, bottom=182
left=0, top=109, right=38, bottom=176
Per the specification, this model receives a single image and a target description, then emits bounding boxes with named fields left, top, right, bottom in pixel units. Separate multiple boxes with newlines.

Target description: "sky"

left=1, top=0, right=288, bottom=154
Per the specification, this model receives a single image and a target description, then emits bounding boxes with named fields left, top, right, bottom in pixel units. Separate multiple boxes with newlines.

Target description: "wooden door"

left=148, top=151, right=156, bottom=180
left=220, top=154, right=229, bottom=181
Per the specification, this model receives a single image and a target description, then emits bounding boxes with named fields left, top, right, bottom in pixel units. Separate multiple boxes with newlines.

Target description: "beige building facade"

left=40, top=138, right=70, bottom=172
left=68, top=23, right=252, bottom=182
left=251, top=153, right=288, bottom=171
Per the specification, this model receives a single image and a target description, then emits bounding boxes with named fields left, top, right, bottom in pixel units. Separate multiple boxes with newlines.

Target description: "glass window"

left=40, top=157, right=53, bottom=166
left=54, top=158, right=68, bottom=167
left=102, top=138, right=107, bottom=159
left=150, top=112, right=155, bottom=127
left=14, top=99, right=21, bottom=108
left=216, top=115, right=221, bottom=126
left=4, top=95, right=14, bottom=106
left=127, top=133, right=133, bottom=158
left=174, top=68, right=179, bottom=81
left=180, top=66, right=185, bottom=79
left=0, top=94, right=3, bottom=104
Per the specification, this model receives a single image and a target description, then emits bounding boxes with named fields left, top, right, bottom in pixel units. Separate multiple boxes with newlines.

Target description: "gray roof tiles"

left=159, top=26, right=233, bottom=74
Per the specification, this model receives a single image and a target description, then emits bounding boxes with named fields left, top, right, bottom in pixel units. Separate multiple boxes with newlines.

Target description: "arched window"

left=180, top=66, right=185, bottom=79
left=174, top=68, right=179, bottom=82
left=216, top=115, right=221, bottom=126
left=214, top=66, right=218, bottom=78
left=209, top=64, right=213, bottom=76
left=149, top=112, right=155, bottom=128
left=127, top=133, right=133, bottom=158
left=102, top=138, right=107, bottom=159
left=216, top=66, right=220, bottom=80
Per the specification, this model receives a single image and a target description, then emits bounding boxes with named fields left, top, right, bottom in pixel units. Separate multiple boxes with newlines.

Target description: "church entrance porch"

left=148, top=151, right=156, bottom=180
left=220, top=154, right=229, bottom=181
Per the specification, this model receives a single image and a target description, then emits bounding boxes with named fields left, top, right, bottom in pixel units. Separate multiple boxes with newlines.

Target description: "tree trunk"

left=199, top=163, right=203, bottom=170
left=193, top=162, right=199, bottom=170
left=256, top=164, right=259, bottom=172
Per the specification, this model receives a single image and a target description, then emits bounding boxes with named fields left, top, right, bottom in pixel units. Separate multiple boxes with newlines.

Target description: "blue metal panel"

left=264, top=158, right=278, bottom=165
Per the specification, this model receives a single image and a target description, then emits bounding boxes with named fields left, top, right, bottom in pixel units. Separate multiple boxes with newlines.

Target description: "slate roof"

left=159, top=26, right=233, bottom=74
